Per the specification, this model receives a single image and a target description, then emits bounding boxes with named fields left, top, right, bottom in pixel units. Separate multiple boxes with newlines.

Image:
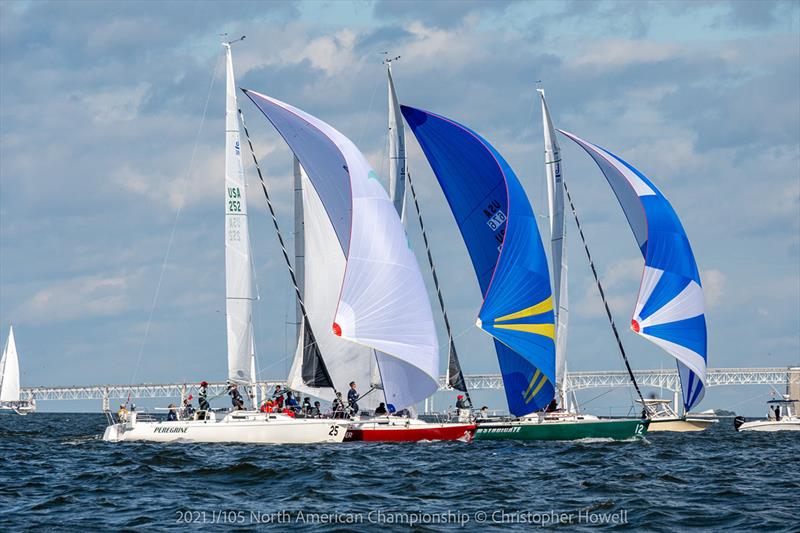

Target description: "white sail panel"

left=0, top=326, right=21, bottom=402
left=244, top=90, right=439, bottom=410
left=539, top=90, right=569, bottom=404
left=224, top=44, right=254, bottom=384
left=286, top=168, right=379, bottom=409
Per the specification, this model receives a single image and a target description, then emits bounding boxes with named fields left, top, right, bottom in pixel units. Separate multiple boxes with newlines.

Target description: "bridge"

left=21, top=367, right=799, bottom=411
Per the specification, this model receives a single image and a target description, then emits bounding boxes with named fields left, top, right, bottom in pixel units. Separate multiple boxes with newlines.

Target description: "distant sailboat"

left=0, top=326, right=35, bottom=415
left=402, top=104, right=648, bottom=440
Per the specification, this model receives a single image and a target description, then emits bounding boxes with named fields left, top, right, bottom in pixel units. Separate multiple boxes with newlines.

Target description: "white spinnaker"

left=224, top=43, right=254, bottom=384
left=244, top=90, right=439, bottom=411
left=0, top=326, right=21, bottom=402
left=286, top=167, right=379, bottom=409
left=387, top=64, right=407, bottom=222
left=539, top=90, right=568, bottom=404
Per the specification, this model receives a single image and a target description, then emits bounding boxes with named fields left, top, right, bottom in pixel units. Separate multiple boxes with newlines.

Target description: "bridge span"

left=21, top=367, right=799, bottom=411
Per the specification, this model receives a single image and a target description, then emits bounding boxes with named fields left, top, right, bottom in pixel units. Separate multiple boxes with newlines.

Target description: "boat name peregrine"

left=154, top=426, right=188, bottom=434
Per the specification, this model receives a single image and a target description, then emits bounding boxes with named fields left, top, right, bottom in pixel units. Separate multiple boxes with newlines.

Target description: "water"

left=0, top=413, right=797, bottom=531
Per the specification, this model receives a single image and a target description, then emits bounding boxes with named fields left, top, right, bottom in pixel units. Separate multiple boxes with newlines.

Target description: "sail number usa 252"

left=227, top=187, right=242, bottom=213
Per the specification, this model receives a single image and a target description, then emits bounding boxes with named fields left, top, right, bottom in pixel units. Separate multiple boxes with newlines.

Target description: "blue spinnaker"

left=402, top=105, right=555, bottom=416
left=560, top=130, right=707, bottom=411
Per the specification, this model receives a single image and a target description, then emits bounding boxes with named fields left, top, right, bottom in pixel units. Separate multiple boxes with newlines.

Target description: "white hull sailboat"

left=103, top=39, right=345, bottom=444
left=102, top=411, right=349, bottom=443
left=0, top=326, right=35, bottom=415
left=638, top=399, right=716, bottom=432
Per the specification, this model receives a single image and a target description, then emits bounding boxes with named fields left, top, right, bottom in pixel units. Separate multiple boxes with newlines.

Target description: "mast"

left=538, top=89, right=569, bottom=408
left=386, top=58, right=406, bottom=220
left=223, top=37, right=256, bottom=395
left=293, top=156, right=304, bottom=343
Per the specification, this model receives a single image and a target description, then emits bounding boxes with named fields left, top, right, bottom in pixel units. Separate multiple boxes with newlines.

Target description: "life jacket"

left=282, top=408, right=296, bottom=418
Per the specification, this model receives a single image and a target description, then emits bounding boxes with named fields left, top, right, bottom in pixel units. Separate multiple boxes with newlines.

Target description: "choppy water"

left=0, top=413, right=797, bottom=531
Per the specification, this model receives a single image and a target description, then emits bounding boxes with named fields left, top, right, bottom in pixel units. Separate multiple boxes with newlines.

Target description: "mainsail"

left=0, top=326, right=20, bottom=403
left=560, top=130, right=708, bottom=411
left=539, top=90, right=569, bottom=406
left=223, top=42, right=255, bottom=385
left=402, top=106, right=555, bottom=416
left=245, top=90, right=439, bottom=411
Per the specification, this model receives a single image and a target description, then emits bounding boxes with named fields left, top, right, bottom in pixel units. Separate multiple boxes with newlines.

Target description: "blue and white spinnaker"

left=560, top=131, right=707, bottom=411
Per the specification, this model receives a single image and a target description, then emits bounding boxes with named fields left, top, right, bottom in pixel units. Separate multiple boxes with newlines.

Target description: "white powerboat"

left=734, top=397, right=800, bottom=432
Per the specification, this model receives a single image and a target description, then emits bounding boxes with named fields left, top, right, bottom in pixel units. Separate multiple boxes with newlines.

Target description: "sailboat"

left=244, top=63, right=475, bottom=443
left=558, top=128, right=710, bottom=432
left=401, top=104, right=648, bottom=440
left=102, top=40, right=350, bottom=444
left=0, top=326, right=36, bottom=415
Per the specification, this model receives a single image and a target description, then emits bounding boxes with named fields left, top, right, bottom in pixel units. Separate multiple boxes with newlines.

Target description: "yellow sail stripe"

left=493, top=297, right=553, bottom=323
left=522, top=369, right=541, bottom=398
left=493, top=323, right=555, bottom=340
left=525, top=374, right=548, bottom=403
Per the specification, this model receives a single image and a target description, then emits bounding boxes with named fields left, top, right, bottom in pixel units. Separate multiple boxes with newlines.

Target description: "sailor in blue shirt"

left=347, top=381, right=359, bottom=415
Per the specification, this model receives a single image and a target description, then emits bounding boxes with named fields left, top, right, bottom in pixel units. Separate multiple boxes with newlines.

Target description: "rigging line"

left=579, top=387, right=616, bottom=407
left=128, top=50, right=223, bottom=389
left=357, top=76, right=381, bottom=146
left=562, top=179, right=647, bottom=410
left=407, top=170, right=471, bottom=401
left=237, top=105, right=340, bottom=398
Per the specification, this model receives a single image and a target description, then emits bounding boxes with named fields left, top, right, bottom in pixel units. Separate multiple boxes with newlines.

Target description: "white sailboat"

left=0, top=326, right=36, bottom=415
left=102, top=40, right=349, bottom=444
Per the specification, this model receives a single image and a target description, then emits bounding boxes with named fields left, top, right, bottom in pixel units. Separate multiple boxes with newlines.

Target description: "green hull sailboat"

left=475, top=417, right=649, bottom=441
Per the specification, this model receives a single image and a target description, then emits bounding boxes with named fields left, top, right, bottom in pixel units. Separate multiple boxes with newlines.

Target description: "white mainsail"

left=539, top=89, right=569, bottom=405
left=0, top=326, right=21, bottom=403
left=387, top=62, right=407, bottom=221
left=223, top=42, right=254, bottom=385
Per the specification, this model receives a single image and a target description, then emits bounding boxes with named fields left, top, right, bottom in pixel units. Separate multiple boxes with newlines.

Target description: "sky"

left=1, top=0, right=798, bottom=415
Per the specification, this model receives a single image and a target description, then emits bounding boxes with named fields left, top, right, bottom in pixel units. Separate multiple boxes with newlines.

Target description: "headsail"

left=539, top=90, right=569, bottom=406
left=560, top=130, right=707, bottom=411
left=0, top=326, right=21, bottom=403
left=402, top=106, right=555, bottom=416
left=245, top=90, right=439, bottom=411
left=223, top=43, right=255, bottom=385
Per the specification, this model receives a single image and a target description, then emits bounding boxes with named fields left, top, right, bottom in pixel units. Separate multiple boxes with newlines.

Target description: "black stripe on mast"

left=237, top=104, right=336, bottom=392
left=407, top=171, right=472, bottom=406
left=562, top=179, right=647, bottom=411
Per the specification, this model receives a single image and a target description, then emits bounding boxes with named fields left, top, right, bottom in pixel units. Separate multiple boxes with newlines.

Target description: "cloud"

left=15, top=275, right=131, bottom=324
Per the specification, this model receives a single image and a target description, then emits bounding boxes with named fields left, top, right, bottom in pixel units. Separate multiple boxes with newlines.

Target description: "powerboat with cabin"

left=734, top=396, right=800, bottom=432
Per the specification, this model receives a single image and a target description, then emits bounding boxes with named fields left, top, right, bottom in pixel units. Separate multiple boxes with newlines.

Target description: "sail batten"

left=223, top=43, right=254, bottom=385
left=402, top=105, right=555, bottom=416
left=559, top=130, right=708, bottom=411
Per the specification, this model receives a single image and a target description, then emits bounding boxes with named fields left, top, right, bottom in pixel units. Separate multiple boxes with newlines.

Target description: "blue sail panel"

left=403, top=105, right=555, bottom=415
left=559, top=130, right=707, bottom=411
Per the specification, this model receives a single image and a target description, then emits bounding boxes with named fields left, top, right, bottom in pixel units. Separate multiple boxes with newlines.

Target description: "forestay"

left=244, top=90, right=439, bottom=411
left=402, top=106, right=555, bottom=416
left=559, top=130, right=707, bottom=411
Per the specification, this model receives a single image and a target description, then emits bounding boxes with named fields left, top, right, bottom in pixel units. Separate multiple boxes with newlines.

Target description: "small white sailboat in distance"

left=0, top=326, right=36, bottom=415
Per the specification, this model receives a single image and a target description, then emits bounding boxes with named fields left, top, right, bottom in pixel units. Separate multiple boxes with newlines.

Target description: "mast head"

left=382, top=52, right=401, bottom=67
left=222, top=34, right=246, bottom=47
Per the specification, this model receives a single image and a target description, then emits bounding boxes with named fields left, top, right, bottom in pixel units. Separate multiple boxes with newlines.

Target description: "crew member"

left=311, top=401, right=322, bottom=417
left=117, top=404, right=128, bottom=422
left=273, top=385, right=285, bottom=409
left=167, top=404, right=178, bottom=421
left=456, top=395, right=468, bottom=409
left=198, top=381, right=210, bottom=411
left=546, top=398, right=558, bottom=413
left=181, top=397, right=195, bottom=419
left=375, top=402, right=388, bottom=416
left=348, top=381, right=359, bottom=414
left=332, top=392, right=345, bottom=418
